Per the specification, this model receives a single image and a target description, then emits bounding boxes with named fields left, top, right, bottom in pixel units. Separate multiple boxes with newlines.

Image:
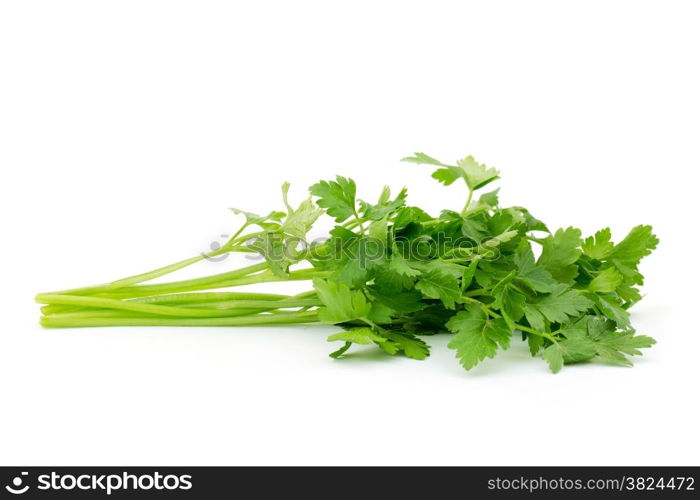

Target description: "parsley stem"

left=225, top=222, right=250, bottom=246
left=95, top=262, right=271, bottom=297
left=44, top=308, right=267, bottom=321
left=180, top=298, right=320, bottom=310
left=353, top=209, right=366, bottom=236
left=132, top=291, right=293, bottom=304
left=43, top=297, right=321, bottom=322
left=100, top=268, right=331, bottom=299
left=36, top=293, right=272, bottom=318
left=40, top=290, right=295, bottom=315
left=107, top=254, right=211, bottom=290
left=50, top=238, right=265, bottom=297
left=40, top=310, right=320, bottom=328
left=361, top=317, right=380, bottom=330
left=460, top=188, right=474, bottom=216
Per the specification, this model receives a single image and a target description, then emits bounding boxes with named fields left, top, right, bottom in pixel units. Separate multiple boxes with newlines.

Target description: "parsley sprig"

left=36, top=154, right=658, bottom=373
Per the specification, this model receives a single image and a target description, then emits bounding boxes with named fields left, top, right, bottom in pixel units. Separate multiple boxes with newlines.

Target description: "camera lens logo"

left=5, top=472, right=29, bottom=495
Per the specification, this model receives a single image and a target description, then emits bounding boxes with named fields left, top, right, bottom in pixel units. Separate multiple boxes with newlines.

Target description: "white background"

left=1, top=1, right=698, bottom=466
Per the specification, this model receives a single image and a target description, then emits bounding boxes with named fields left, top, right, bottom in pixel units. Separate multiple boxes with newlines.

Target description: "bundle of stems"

left=37, top=242, right=327, bottom=328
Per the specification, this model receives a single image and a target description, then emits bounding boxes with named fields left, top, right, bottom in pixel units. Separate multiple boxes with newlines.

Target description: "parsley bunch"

left=36, top=154, right=658, bottom=373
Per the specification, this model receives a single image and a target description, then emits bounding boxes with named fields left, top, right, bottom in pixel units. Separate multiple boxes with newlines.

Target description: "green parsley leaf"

left=608, top=225, right=659, bottom=267
left=478, top=188, right=500, bottom=207
left=446, top=307, right=512, bottom=370
left=310, top=176, right=358, bottom=222
left=461, top=216, right=489, bottom=243
left=533, top=283, right=593, bottom=323
left=527, top=333, right=544, bottom=357
left=403, top=153, right=499, bottom=191
left=537, top=227, right=582, bottom=284
left=514, top=241, right=556, bottom=292
left=542, top=338, right=597, bottom=373
left=388, top=251, right=422, bottom=278
left=590, top=328, right=656, bottom=366
left=248, top=232, right=292, bottom=277
left=313, top=278, right=371, bottom=324
left=596, top=295, right=631, bottom=329
left=545, top=316, right=656, bottom=370
left=492, top=271, right=526, bottom=322
left=393, top=206, right=432, bottom=229
left=401, top=152, right=449, bottom=167
left=281, top=197, right=323, bottom=239
left=588, top=267, right=624, bottom=293
left=360, top=187, right=408, bottom=220
left=582, top=228, right=614, bottom=260
left=460, top=259, right=479, bottom=291
left=328, top=327, right=386, bottom=345
left=414, top=265, right=462, bottom=309
left=523, top=304, right=546, bottom=332
left=369, top=288, right=425, bottom=315
left=231, top=208, right=286, bottom=229
left=327, top=327, right=387, bottom=358
left=432, top=156, right=500, bottom=190
left=381, top=331, right=431, bottom=360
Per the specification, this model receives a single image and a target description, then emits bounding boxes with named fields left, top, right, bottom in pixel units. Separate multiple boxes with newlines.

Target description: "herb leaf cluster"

left=37, top=154, right=658, bottom=373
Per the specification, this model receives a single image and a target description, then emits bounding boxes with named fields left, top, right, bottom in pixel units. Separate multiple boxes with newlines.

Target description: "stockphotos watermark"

left=4, top=471, right=192, bottom=495
left=201, top=232, right=505, bottom=265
